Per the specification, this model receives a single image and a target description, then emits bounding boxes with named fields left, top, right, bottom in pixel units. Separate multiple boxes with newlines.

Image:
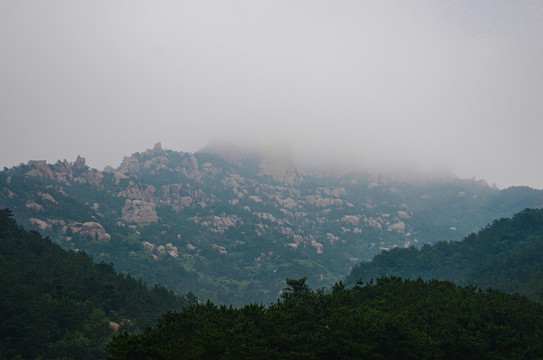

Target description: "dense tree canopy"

left=346, top=208, right=543, bottom=301
left=106, top=277, right=543, bottom=359
left=4, top=147, right=543, bottom=307
left=0, top=209, right=196, bottom=359
left=4, top=205, right=543, bottom=359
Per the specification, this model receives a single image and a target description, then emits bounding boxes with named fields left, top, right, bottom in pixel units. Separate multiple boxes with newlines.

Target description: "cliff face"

left=2, top=142, right=543, bottom=305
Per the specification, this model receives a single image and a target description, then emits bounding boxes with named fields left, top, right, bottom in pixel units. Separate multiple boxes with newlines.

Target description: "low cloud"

left=1, top=1, right=542, bottom=188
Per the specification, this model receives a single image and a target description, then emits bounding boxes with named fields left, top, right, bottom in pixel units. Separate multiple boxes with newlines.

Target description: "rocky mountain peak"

left=74, top=155, right=86, bottom=169
left=153, top=142, right=163, bottom=153
left=3, top=143, right=542, bottom=306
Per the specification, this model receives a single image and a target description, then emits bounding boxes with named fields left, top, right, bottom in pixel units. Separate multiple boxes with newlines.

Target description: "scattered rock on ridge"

left=68, top=221, right=110, bottom=241
left=26, top=160, right=55, bottom=180
left=74, top=155, right=86, bottom=169
left=122, top=156, right=140, bottom=174
left=121, top=199, right=159, bottom=224
left=25, top=200, right=43, bottom=212
left=29, top=218, right=49, bottom=230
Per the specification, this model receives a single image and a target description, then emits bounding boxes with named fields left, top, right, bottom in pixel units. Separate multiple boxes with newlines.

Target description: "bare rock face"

left=118, top=185, right=157, bottom=203
left=211, top=215, right=240, bottom=233
left=143, top=142, right=164, bottom=158
left=388, top=221, right=406, bottom=233
left=113, top=171, right=129, bottom=184
left=121, top=199, right=158, bottom=224
left=122, top=156, right=140, bottom=174
left=4, top=187, right=17, bottom=198
left=68, top=221, right=110, bottom=241
left=29, top=218, right=49, bottom=230
left=153, top=142, right=162, bottom=153
left=342, top=215, right=360, bottom=226
left=109, top=321, right=120, bottom=332
left=86, top=170, right=104, bottom=186
left=38, top=192, right=57, bottom=204
left=74, top=155, right=86, bottom=169
left=25, top=157, right=93, bottom=184
left=331, top=187, right=346, bottom=198
left=189, top=155, right=199, bottom=170
left=25, top=200, right=43, bottom=212
left=26, top=160, right=55, bottom=180
left=81, top=222, right=110, bottom=240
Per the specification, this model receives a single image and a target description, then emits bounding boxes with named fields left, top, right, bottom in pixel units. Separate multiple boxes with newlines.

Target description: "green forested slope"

left=346, top=208, right=543, bottom=300
left=0, top=209, right=196, bottom=359
left=106, top=277, right=543, bottom=360
left=3, top=144, right=543, bottom=305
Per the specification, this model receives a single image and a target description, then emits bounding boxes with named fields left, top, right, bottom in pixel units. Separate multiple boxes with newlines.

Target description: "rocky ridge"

left=2, top=142, right=543, bottom=305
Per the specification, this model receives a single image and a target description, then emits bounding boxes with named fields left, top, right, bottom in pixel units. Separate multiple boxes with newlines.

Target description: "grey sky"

left=1, top=1, right=542, bottom=189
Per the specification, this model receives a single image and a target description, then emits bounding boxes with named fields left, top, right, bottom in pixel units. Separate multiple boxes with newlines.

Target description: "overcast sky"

left=1, top=1, right=542, bottom=189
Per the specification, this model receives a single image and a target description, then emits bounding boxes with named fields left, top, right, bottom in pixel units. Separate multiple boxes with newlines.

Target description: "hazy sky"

left=1, top=1, right=542, bottom=189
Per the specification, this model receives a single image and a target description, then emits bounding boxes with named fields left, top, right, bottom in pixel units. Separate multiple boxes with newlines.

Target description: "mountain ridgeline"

left=346, top=208, right=543, bottom=301
left=2, top=142, right=543, bottom=305
left=0, top=209, right=196, bottom=359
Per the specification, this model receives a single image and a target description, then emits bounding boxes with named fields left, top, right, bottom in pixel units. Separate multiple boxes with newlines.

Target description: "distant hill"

left=2, top=142, right=543, bottom=305
left=106, top=277, right=543, bottom=359
left=346, top=208, right=543, bottom=301
left=0, top=209, right=196, bottom=359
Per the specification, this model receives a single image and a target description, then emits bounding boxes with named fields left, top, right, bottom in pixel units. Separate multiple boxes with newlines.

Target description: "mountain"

left=346, top=208, right=543, bottom=301
left=2, top=142, right=543, bottom=305
left=106, top=277, right=543, bottom=359
left=0, top=209, right=196, bottom=360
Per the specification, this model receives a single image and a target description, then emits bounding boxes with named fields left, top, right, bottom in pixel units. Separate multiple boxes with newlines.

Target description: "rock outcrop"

left=26, top=160, right=55, bottom=180
left=68, top=221, right=110, bottom=241
left=4, top=141, right=528, bottom=307
left=25, top=200, right=43, bottom=212
left=121, top=156, right=140, bottom=174
left=121, top=199, right=159, bottom=224
left=24, top=157, right=93, bottom=184
left=74, top=155, right=86, bottom=169
left=29, top=218, right=49, bottom=230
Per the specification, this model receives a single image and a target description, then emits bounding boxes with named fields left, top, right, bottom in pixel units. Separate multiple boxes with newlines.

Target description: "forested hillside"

left=3, top=143, right=543, bottom=305
left=0, top=209, right=196, bottom=359
left=346, top=208, right=543, bottom=300
left=106, top=277, right=543, bottom=359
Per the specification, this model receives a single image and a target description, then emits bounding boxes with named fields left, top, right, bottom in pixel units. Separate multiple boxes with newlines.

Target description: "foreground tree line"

left=107, top=277, right=543, bottom=360
left=346, top=208, right=543, bottom=301
left=0, top=209, right=197, bottom=359
left=3, top=206, right=543, bottom=359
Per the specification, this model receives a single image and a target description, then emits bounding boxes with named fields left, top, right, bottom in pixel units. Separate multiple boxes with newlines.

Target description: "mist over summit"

left=198, top=140, right=459, bottom=184
left=2, top=1, right=543, bottom=356
left=2, top=143, right=541, bottom=305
